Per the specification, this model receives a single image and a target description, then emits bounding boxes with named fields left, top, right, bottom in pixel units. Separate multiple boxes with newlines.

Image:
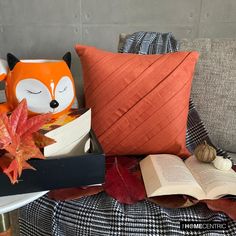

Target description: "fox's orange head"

left=0, top=52, right=76, bottom=117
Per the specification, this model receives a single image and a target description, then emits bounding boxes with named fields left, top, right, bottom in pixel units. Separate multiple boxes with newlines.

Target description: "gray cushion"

left=229, top=152, right=236, bottom=164
left=180, top=39, right=236, bottom=153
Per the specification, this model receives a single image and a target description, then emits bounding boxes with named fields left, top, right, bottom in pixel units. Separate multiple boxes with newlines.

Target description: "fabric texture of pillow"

left=75, top=45, right=199, bottom=157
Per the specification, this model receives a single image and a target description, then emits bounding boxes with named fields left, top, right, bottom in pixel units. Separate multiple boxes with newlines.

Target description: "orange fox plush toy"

left=0, top=52, right=76, bottom=117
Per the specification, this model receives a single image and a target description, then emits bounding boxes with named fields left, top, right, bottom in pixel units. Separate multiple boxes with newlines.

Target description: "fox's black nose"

left=50, top=100, right=59, bottom=109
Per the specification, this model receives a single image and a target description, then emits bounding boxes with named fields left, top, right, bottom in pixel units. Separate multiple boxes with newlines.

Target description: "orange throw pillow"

left=75, top=45, right=199, bottom=157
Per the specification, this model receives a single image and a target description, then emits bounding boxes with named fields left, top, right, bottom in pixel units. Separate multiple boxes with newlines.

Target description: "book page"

left=44, top=109, right=91, bottom=158
left=153, top=154, right=197, bottom=184
left=185, top=156, right=236, bottom=199
left=47, top=135, right=90, bottom=158
left=140, top=154, right=205, bottom=199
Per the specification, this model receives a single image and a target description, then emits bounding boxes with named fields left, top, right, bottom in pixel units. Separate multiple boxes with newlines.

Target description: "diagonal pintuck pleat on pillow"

left=75, top=45, right=199, bottom=157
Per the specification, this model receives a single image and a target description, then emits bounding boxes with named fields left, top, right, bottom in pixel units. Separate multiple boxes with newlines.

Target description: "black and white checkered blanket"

left=19, top=32, right=236, bottom=236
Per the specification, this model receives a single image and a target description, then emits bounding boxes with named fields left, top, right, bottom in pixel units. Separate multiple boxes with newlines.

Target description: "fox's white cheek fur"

left=54, top=76, right=74, bottom=113
left=16, top=79, right=52, bottom=113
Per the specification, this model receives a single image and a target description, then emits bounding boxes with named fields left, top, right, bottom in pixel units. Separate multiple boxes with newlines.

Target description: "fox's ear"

left=7, top=53, right=20, bottom=71
left=0, top=59, right=8, bottom=81
left=62, top=52, right=71, bottom=68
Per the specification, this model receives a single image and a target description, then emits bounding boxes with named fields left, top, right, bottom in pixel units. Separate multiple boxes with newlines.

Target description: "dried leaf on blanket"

left=104, top=156, right=146, bottom=204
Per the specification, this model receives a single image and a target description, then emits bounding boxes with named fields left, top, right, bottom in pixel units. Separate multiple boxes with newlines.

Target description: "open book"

left=140, top=154, right=236, bottom=200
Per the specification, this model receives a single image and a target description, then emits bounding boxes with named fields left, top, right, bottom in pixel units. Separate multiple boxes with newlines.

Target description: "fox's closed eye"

left=59, top=86, right=67, bottom=93
left=16, top=79, right=52, bottom=114
left=26, top=90, right=42, bottom=94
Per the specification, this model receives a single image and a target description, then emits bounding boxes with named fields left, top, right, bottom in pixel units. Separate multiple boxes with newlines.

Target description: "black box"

left=0, top=130, right=105, bottom=197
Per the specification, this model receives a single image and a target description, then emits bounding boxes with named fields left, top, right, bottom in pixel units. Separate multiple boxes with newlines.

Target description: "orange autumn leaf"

left=5, top=136, right=44, bottom=178
left=19, top=113, right=52, bottom=138
left=1, top=156, right=35, bottom=184
left=33, top=132, right=56, bottom=148
left=0, top=113, right=11, bottom=149
left=9, top=98, right=28, bottom=134
left=0, top=99, right=55, bottom=184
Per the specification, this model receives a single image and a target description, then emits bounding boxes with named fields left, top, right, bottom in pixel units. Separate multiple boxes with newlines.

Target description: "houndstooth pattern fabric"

left=19, top=193, right=236, bottom=236
left=187, top=100, right=229, bottom=158
left=19, top=32, right=236, bottom=235
left=118, top=31, right=179, bottom=54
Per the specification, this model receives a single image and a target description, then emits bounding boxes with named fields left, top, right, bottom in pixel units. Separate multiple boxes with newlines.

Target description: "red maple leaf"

left=104, top=156, right=146, bottom=204
left=0, top=99, right=55, bottom=184
left=48, top=186, right=104, bottom=201
left=202, top=199, right=236, bottom=220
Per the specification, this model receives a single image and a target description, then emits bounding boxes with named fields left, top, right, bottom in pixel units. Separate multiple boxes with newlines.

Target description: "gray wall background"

left=0, top=0, right=236, bottom=102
